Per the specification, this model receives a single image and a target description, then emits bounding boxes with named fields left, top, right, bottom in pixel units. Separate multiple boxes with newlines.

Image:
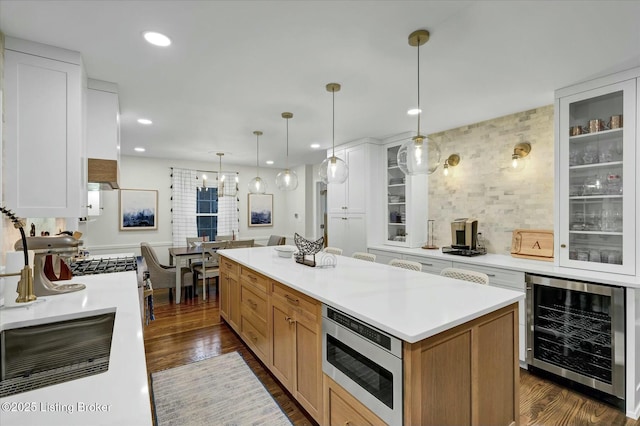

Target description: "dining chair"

left=267, top=235, right=286, bottom=246
left=191, top=241, right=226, bottom=299
left=215, top=234, right=234, bottom=242
left=323, top=247, right=343, bottom=255
left=186, top=236, right=209, bottom=247
left=226, top=239, right=255, bottom=249
left=352, top=252, right=376, bottom=262
left=388, top=258, right=422, bottom=272
left=440, top=267, right=489, bottom=285
left=140, top=242, right=193, bottom=302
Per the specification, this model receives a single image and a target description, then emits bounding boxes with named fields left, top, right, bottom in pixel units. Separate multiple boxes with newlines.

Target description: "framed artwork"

left=248, top=193, right=273, bottom=227
left=119, top=189, right=158, bottom=230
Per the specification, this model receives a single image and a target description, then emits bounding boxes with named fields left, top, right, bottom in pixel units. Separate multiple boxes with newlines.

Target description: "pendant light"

left=319, top=83, right=348, bottom=184
left=276, top=112, right=299, bottom=191
left=397, top=29, right=441, bottom=176
left=216, top=152, right=237, bottom=198
left=248, top=130, right=266, bottom=194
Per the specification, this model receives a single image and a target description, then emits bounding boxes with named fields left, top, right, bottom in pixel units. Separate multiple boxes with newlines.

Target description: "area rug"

left=151, top=351, right=292, bottom=426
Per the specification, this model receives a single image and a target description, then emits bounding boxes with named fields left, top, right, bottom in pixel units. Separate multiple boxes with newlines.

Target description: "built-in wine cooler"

left=526, top=274, right=625, bottom=406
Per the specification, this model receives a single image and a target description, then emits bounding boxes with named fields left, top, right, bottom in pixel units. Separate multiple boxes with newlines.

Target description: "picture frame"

left=248, top=193, right=273, bottom=227
left=119, top=189, right=158, bottom=230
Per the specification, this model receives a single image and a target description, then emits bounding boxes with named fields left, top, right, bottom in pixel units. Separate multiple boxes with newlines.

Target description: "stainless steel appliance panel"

left=526, top=274, right=624, bottom=400
left=322, top=305, right=403, bottom=426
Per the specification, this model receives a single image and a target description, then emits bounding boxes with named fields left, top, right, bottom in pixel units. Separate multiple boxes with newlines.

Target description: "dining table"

left=168, top=245, right=207, bottom=303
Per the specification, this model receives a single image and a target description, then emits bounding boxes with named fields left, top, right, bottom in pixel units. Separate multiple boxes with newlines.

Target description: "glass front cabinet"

left=384, top=141, right=427, bottom=248
left=556, top=76, right=637, bottom=275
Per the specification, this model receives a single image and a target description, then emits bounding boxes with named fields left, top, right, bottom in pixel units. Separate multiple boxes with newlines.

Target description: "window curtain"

left=217, top=172, right=239, bottom=237
left=171, top=168, right=198, bottom=246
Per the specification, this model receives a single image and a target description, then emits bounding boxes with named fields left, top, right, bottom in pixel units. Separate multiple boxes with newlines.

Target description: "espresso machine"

left=442, top=218, right=486, bottom=256
left=14, top=235, right=86, bottom=296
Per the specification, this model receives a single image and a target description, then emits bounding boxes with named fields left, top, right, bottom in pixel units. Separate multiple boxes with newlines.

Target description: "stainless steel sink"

left=0, top=310, right=116, bottom=397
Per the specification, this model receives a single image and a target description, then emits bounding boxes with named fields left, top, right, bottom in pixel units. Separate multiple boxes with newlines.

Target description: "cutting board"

left=511, top=229, right=554, bottom=261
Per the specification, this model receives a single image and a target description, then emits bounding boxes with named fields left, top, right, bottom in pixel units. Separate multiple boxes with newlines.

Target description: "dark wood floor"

left=143, top=287, right=638, bottom=426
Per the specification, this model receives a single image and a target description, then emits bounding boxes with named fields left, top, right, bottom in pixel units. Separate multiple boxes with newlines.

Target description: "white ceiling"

left=1, top=1, right=639, bottom=169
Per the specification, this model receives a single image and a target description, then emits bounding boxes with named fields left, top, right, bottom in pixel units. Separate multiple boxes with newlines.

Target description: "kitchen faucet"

left=0, top=206, right=36, bottom=303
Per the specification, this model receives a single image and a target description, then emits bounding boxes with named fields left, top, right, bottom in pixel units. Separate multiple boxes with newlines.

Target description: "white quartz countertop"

left=368, top=245, right=640, bottom=288
left=0, top=271, right=152, bottom=426
left=219, top=247, right=523, bottom=343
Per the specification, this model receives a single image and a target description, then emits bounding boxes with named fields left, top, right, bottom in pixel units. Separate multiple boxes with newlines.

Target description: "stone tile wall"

left=427, top=105, right=554, bottom=254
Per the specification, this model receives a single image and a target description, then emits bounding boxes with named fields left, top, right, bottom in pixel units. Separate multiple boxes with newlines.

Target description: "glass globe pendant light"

left=248, top=130, right=266, bottom=194
left=397, top=29, right=440, bottom=176
left=276, top=112, right=299, bottom=191
left=319, top=83, right=348, bottom=184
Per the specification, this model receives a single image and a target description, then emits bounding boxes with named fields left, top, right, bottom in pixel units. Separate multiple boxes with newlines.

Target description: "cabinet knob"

left=560, top=244, right=566, bottom=248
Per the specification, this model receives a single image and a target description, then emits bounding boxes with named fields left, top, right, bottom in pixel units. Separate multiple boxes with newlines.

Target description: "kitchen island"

left=219, top=246, right=524, bottom=425
left=0, top=271, right=152, bottom=426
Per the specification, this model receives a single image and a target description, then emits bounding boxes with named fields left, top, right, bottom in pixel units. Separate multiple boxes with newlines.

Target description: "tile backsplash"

left=428, top=105, right=554, bottom=254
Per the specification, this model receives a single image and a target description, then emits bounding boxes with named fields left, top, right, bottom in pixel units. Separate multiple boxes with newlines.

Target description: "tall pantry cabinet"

left=4, top=37, right=87, bottom=218
left=325, top=140, right=381, bottom=256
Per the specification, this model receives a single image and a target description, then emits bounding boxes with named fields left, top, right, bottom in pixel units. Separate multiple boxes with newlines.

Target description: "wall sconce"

left=443, top=154, right=460, bottom=176
left=511, top=142, right=531, bottom=169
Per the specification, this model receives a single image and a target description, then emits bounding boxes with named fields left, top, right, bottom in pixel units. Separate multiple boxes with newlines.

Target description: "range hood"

left=88, top=158, right=119, bottom=190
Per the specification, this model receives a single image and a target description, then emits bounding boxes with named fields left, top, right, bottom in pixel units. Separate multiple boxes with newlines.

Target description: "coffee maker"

left=451, top=218, right=478, bottom=249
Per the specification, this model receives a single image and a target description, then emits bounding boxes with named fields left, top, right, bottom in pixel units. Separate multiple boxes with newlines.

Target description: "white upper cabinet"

left=86, top=79, right=120, bottom=190
left=327, top=144, right=367, bottom=214
left=555, top=68, right=638, bottom=275
left=87, top=79, right=120, bottom=161
left=4, top=37, right=86, bottom=217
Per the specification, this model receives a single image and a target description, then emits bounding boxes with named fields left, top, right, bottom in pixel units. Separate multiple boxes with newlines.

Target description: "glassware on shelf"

left=604, top=172, right=622, bottom=195
left=582, top=142, right=599, bottom=164
left=583, top=174, right=604, bottom=195
left=569, top=147, right=582, bottom=166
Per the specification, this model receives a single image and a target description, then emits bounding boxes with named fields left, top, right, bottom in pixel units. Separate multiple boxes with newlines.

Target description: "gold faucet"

left=0, top=266, right=36, bottom=303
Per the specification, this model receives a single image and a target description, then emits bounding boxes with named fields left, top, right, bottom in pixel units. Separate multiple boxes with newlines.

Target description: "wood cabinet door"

left=219, top=272, right=229, bottom=321
left=270, top=302, right=295, bottom=391
left=295, top=318, right=321, bottom=419
left=228, top=274, right=241, bottom=330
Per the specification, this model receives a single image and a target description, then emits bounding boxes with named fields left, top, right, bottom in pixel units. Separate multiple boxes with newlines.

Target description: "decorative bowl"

left=274, top=245, right=297, bottom=258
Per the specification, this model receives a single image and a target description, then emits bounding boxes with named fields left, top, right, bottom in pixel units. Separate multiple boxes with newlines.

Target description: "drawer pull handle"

left=285, top=294, right=300, bottom=305
left=248, top=331, right=258, bottom=342
left=421, top=262, right=433, bottom=266
left=247, top=299, right=257, bottom=309
left=487, top=273, right=496, bottom=277
left=248, top=274, right=257, bottom=281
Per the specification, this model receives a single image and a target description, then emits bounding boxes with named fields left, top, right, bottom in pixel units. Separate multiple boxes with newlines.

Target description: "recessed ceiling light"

left=310, top=143, right=321, bottom=149
left=265, top=160, right=274, bottom=165
left=407, top=108, right=421, bottom=116
left=143, top=31, right=171, bottom=47
left=134, top=147, right=146, bottom=152
left=137, top=118, right=153, bottom=125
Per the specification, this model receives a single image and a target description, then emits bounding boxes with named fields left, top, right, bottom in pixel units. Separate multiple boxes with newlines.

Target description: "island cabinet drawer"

left=271, top=281, right=319, bottom=325
left=323, top=375, right=385, bottom=426
left=240, top=267, right=268, bottom=293
left=241, top=282, right=267, bottom=323
left=241, top=315, right=268, bottom=361
left=451, top=261, right=525, bottom=290
left=404, top=255, right=452, bottom=275
left=219, top=257, right=239, bottom=277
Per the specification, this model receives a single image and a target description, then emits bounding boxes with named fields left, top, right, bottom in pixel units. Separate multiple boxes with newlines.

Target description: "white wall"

left=80, top=155, right=300, bottom=263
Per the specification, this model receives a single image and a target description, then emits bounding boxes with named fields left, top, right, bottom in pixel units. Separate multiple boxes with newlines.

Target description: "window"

left=196, top=187, right=218, bottom=240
